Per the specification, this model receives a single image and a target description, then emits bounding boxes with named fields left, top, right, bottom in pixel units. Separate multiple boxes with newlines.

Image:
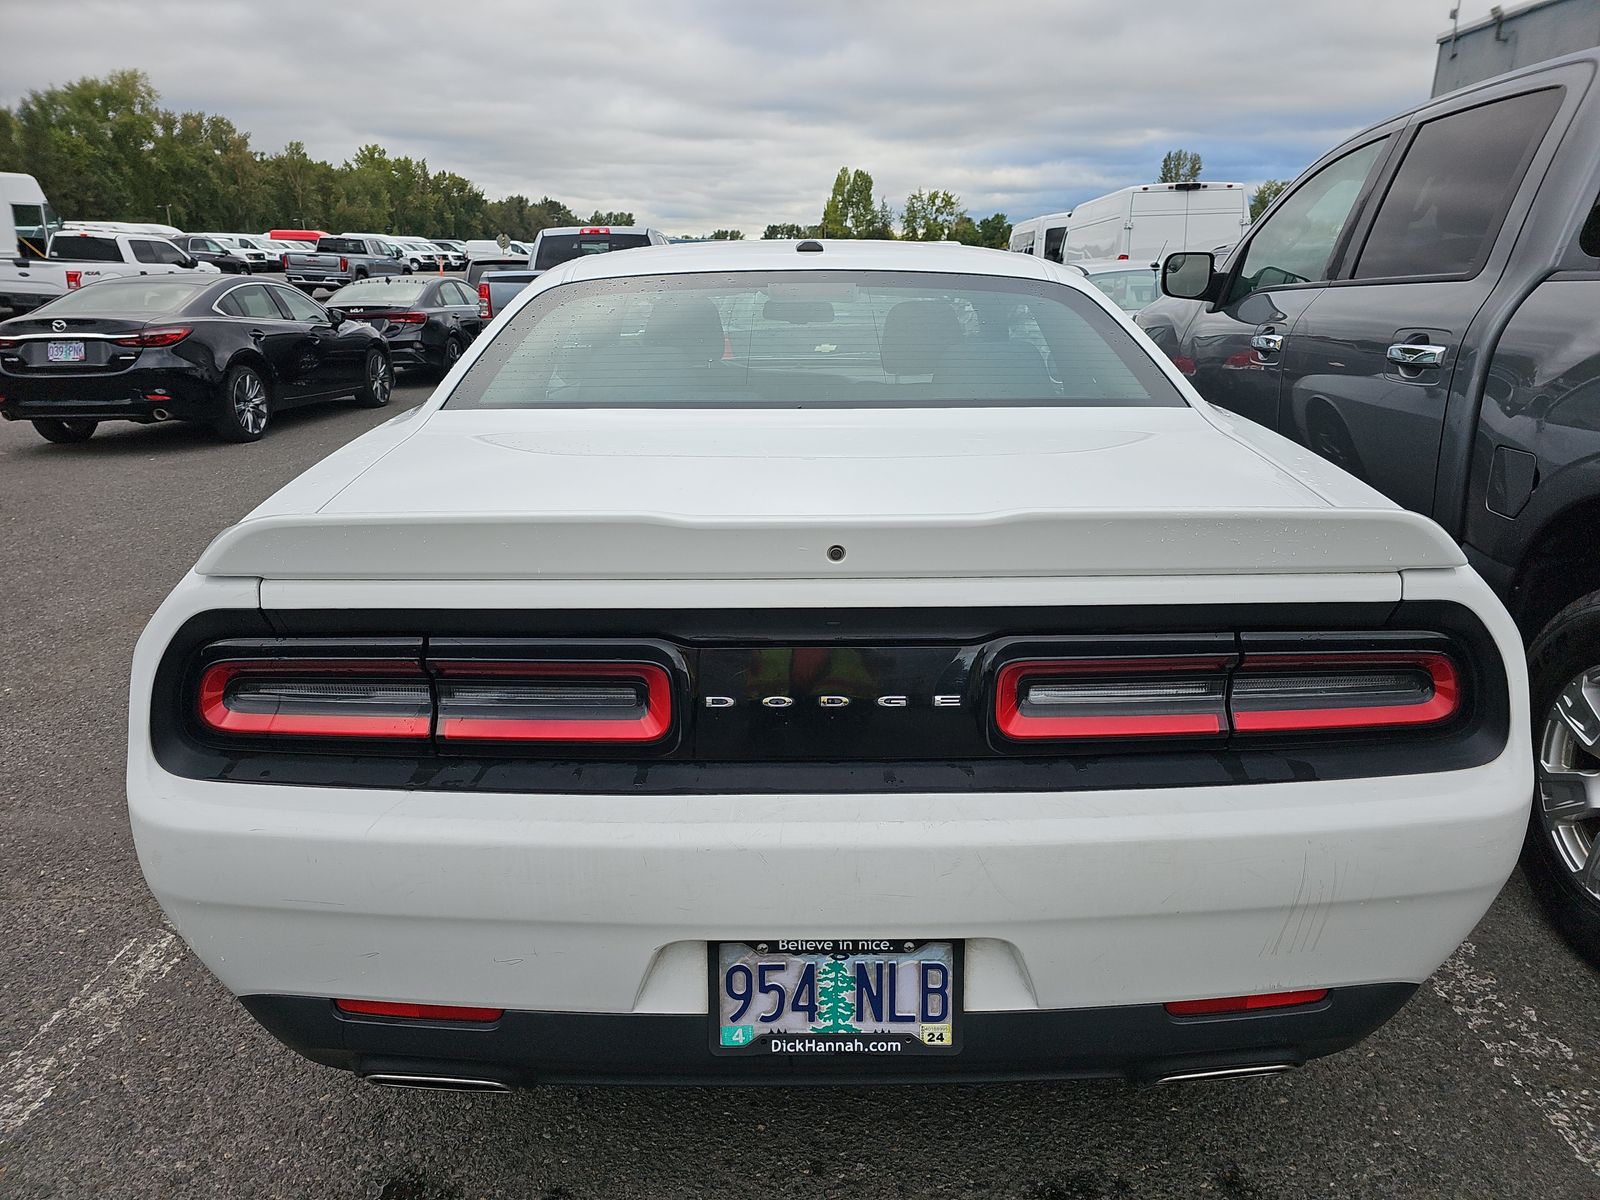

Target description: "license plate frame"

left=709, top=938, right=961, bottom=1057
left=46, top=340, right=85, bottom=363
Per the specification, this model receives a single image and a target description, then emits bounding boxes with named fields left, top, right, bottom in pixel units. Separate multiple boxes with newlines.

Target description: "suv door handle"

left=1250, top=332, right=1283, bottom=354
left=1387, top=343, right=1447, bottom=368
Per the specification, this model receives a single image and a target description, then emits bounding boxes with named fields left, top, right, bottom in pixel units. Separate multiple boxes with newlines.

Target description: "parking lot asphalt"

left=2, top=380, right=1599, bottom=1200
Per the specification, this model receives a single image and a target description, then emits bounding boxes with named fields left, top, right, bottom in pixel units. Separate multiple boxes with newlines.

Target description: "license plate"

left=46, top=341, right=85, bottom=363
left=712, top=939, right=958, bottom=1056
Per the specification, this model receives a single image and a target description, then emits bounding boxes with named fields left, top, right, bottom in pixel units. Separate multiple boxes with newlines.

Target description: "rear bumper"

left=0, top=366, right=217, bottom=421
left=242, top=984, right=1417, bottom=1086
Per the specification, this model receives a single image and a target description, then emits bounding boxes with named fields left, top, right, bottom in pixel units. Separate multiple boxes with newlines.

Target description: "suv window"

left=48, top=234, right=122, bottom=262
left=1353, top=88, right=1564, bottom=281
left=1042, top=226, right=1067, bottom=264
left=1229, top=137, right=1389, bottom=301
left=273, top=286, right=327, bottom=323
left=148, top=240, right=187, bottom=265
left=131, top=240, right=162, bottom=264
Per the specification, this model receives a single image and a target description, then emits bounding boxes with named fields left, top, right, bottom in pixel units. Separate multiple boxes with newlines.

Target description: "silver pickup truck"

left=284, top=235, right=410, bottom=293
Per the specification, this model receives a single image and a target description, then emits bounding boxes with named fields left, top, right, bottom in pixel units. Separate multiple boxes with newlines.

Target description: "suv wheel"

left=1525, top=590, right=1600, bottom=965
left=354, top=347, right=393, bottom=408
left=214, top=363, right=272, bottom=442
left=32, top=418, right=97, bottom=444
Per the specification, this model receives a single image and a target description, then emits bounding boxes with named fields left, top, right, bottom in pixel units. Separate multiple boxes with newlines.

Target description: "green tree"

left=1249, top=179, right=1287, bottom=222
left=708, top=228, right=744, bottom=240
left=587, top=210, right=635, bottom=226
left=901, top=188, right=965, bottom=241
left=819, top=167, right=894, bottom=238
left=9, top=71, right=164, bottom=221
left=976, top=211, right=1012, bottom=249
left=1159, top=149, right=1204, bottom=183
left=814, top=959, right=859, bottom=1033
left=763, top=222, right=813, bottom=239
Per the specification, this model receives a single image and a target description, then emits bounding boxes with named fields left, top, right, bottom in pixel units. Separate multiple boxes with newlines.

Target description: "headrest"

left=880, top=300, right=962, bottom=375
left=644, top=295, right=725, bottom=362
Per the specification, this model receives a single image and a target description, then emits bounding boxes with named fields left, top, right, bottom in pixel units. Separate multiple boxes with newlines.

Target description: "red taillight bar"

left=996, top=657, right=1232, bottom=740
left=1231, top=652, right=1458, bottom=733
left=113, top=325, right=192, bottom=348
left=1165, top=989, right=1329, bottom=1017
left=335, top=999, right=503, bottom=1022
left=196, top=659, right=432, bottom=739
left=433, top=660, right=672, bottom=743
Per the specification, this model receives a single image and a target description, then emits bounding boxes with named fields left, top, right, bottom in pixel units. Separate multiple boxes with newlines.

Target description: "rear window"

left=533, top=233, right=653, bottom=272
left=329, top=278, right=430, bottom=306
left=317, top=237, right=367, bottom=255
left=48, top=235, right=122, bottom=262
left=35, top=278, right=208, bottom=315
left=447, top=270, right=1183, bottom=410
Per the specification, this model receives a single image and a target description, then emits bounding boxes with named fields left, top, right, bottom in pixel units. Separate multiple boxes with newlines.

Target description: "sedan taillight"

left=433, top=660, right=672, bottom=743
left=113, top=326, right=192, bottom=348
left=196, top=659, right=432, bottom=739
left=994, top=646, right=1462, bottom=743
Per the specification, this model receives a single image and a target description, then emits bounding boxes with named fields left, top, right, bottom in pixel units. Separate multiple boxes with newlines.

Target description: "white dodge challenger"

left=128, top=240, right=1530, bottom=1089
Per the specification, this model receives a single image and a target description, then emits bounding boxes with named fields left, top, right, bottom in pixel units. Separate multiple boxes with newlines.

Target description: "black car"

left=170, top=235, right=249, bottom=275
left=0, top=274, right=393, bottom=444
left=1136, top=49, right=1600, bottom=963
left=325, top=274, right=483, bottom=374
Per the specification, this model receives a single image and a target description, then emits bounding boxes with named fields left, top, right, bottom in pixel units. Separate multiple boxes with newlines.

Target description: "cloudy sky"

left=0, top=1, right=1465, bottom=234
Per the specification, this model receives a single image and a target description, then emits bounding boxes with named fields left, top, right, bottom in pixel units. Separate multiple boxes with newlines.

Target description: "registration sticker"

left=711, top=939, right=959, bottom=1056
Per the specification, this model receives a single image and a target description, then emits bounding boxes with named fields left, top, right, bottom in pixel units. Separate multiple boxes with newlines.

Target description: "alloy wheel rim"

left=232, top=372, right=267, bottom=434
left=1537, top=666, right=1600, bottom=898
left=446, top=339, right=461, bottom=363
left=371, top=354, right=392, bottom=403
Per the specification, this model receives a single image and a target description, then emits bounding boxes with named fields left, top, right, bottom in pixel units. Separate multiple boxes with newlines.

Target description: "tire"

left=354, top=347, right=394, bottom=408
left=438, top=334, right=464, bottom=376
left=213, top=363, right=272, bottom=442
left=1524, top=589, right=1600, bottom=966
left=32, top=418, right=97, bottom=444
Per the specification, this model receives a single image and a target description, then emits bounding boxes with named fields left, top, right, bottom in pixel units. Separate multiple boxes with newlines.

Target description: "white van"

left=0, top=173, right=64, bottom=312
left=1007, top=210, right=1071, bottom=260
left=1013, top=183, right=1248, bottom=267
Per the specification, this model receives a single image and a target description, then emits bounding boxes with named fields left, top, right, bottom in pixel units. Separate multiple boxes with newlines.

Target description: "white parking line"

left=1431, top=940, right=1600, bottom=1175
left=1, top=931, right=182, bottom=1137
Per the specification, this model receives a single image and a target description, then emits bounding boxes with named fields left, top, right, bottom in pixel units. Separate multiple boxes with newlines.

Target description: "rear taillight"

left=996, top=657, right=1230, bottom=740
left=339, top=256, right=349, bottom=272
left=384, top=311, right=427, bottom=325
left=477, top=282, right=491, bottom=319
left=433, top=660, right=672, bottom=743
left=0, top=337, right=19, bottom=349
left=335, top=999, right=503, bottom=1022
left=1230, top=651, right=1458, bottom=732
left=196, top=659, right=432, bottom=739
left=1165, top=989, right=1329, bottom=1017
left=113, top=325, right=192, bottom=348
left=66, top=270, right=82, bottom=289
left=280, top=253, right=288, bottom=268
left=994, top=646, right=1462, bottom=743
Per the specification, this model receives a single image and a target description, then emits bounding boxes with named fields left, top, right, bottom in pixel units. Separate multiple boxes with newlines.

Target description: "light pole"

left=161, top=203, right=175, bottom=227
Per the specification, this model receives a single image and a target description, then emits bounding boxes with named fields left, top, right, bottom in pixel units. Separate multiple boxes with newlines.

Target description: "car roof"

left=1071, top=258, right=1159, bottom=274
left=551, top=238, right=1076, bottom=287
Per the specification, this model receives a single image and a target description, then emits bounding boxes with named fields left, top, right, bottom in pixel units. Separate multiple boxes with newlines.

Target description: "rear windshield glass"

left=329, top=279, right=431, bottom=306
left=316, top=237, right=367, bottom=255
left=48, top=235, right=122, bottom=262
left=447, top=270, right=1183, bottom=410
left=36, top=278, right=208, bottom=315
left=534, top=233, right=653, bottom=271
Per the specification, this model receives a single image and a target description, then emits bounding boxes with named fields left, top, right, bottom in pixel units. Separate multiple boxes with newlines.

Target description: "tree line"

left=760, top=167, right=1012, bottom=247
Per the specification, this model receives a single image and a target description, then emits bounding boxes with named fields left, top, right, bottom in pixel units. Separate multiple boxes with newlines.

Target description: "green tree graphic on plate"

left=815, top=957, right=860, bottom=1033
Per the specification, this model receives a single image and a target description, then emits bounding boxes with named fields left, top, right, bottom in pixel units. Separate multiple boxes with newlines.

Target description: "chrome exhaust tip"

left=150, top=408, right=171, bottom=421
left=1157, top=1063, right=1298, bottom=1084
left=363, top=1073, right=510, bottom=1093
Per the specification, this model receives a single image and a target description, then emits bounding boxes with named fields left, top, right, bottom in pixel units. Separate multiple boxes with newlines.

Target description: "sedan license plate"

left=46, top=340, right=85, bottom=363
left=712, top=939, right=958, bottom=1056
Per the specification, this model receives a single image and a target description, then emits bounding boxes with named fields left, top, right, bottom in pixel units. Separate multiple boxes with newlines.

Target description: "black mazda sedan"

left=324, top=274, right=483, bottom=375
left=0, top=275, right=393, bottom=444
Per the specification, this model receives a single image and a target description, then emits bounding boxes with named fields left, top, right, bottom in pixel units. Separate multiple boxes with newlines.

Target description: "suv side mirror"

left=182, top=255, right=199, bottom=269
left=1161, top=252, right=1218, bottom=302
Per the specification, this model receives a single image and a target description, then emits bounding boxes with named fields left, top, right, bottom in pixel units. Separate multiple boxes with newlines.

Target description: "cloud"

left=0, top=0, right=1452, bottom=233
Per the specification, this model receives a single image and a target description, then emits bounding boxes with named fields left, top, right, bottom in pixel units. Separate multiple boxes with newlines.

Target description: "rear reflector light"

left=995, top=648, right=1462, bottom=742
left=113, top=325, right=192, bottom=348
left=196, top=660, right=431, bottom=738
left=1231, top=652, right=1458, bottom=732
left=477, top=282, right=492, bottom=319
left=996, top=657, right=1230, bottom=740
left=335, top=999, right=503, bottom=1022
left=434, top=660, right=672, bottom=743
left=1165, top=989, right=1329, bottom=1017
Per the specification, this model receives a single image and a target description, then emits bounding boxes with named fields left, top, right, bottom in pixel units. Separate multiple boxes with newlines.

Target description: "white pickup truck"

left=1, top=180, right=219, bottom=314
